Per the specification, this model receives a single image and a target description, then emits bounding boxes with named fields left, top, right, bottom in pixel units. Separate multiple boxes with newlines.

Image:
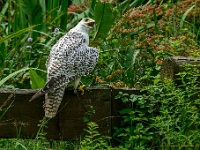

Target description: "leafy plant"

left=79, top=122, right=111, bottom=150
left=114, top=64, right=200, bottom=148
left=93, top=1, right=115, bottom=40
left=93, top=0, right=200, bottom=88
left=114, top=92, right=155, bottom=149
left=79, top=121, right=127, bottom=150
left=29, top=69, right=45, bottom=89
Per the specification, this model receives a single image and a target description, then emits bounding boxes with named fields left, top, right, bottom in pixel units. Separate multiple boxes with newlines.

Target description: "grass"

left=0, top=138, right=77, bottom=150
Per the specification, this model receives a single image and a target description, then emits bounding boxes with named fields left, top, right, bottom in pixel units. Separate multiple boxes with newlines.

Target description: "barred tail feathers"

left=44, top=85, right=65, bottom=118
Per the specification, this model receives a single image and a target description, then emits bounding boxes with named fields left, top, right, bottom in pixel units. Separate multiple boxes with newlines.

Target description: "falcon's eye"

left=85, top=18, right=89, bottom=22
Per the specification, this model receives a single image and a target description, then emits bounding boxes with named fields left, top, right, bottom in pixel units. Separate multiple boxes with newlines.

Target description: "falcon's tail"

left=44, top=86, right=65, bottom=118
left=29, top=76, right=61, bottom=102
left=29, top=90, right=45, bottom=102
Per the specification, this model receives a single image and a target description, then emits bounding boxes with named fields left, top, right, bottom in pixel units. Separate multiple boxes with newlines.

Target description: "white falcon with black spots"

left=30, top=18, right=98, bottom=118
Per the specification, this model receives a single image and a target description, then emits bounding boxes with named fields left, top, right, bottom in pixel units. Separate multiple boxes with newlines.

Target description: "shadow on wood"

left=0, top=87, right=140, bottom=140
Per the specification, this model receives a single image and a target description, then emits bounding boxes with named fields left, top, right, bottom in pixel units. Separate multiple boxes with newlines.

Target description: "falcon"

left=30, top=18, right=98, bottom=118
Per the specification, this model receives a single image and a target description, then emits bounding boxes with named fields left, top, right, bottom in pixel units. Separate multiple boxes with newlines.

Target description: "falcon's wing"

left=43, top=45, right=98, bottom=93
left=85, top=47, right=99, bottom=74
left=73, top=46, right=98, bottom=76
left=47, top=32, right=86, bottom=79
left=30, top=32, right=86, bottom=101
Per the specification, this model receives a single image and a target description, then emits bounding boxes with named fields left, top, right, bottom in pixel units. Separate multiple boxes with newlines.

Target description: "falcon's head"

left=79, top=18, right=95, bottom=29
left=71, top=18, right=95, bottom=34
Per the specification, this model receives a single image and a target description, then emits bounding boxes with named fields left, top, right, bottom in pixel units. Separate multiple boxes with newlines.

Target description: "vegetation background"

left=0, top=0, right=200, bottom=149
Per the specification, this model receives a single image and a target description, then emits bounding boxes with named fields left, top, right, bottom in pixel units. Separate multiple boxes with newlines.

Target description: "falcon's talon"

left=78, top=85, right=86, bottom=95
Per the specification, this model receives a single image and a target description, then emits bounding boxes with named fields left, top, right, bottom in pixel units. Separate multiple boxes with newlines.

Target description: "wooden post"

left=160, top=56, right=200, bottom=80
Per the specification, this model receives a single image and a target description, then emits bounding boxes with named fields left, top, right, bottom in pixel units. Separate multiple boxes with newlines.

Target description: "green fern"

left=79, top=122, right=111, bottom=150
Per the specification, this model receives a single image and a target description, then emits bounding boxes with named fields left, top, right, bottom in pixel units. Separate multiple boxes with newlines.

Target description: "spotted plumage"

left=30, top=18, right=98, bottom=118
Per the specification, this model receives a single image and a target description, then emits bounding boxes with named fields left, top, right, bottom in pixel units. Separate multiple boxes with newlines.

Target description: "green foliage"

left=21, top=0, right=43, bottom=26
left=114, top=64, right=200, bottom=149
left=114, top=92, right=154, bottom=149
left=29, top=69, right=45, bottom=89
left=94, top=2, right=115, bottom=40
left=80, top=105, right=122, bottom=149
left=0, top=0, right=71, bottom=88
left=180, top=5, right=195, bottom=32
left=0, top=138, right=76, bottom=150
left=60, top=0, right=68, bottom=30
left=0, top=68, right=46, bottom=88
left=94, top=0, right=200, bottom=88
left=35, top=117, right=49, bottom=140
left=82, top=105, right=95, bottom=123
left=79, top=122, right=111, bottom=150
left=0, top=68, right=30, bottom=87
left=0, top=25, right=37, bottom=43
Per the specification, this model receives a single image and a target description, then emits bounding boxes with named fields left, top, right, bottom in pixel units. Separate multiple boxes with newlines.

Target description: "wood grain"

left=0, top=87, right=139, bottom=140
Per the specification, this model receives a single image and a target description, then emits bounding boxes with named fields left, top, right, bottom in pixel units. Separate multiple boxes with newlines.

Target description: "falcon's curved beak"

left=87, top=19, right=95, bottom=28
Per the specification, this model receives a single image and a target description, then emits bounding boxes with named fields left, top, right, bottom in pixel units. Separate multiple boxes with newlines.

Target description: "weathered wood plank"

left=0, top=87, right=140, bottom=140
left=160, top=56, right=200, bottom=80
left=59, top=87, right=111, bottom=140
left=0, top=89, right=60, bottom=139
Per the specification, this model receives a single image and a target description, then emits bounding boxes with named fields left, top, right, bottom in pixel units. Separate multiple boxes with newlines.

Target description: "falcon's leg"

left=74, top=77, right=81, bottom=90
left=73, top=77, right=87, bottom=111
left=74, top=77, right=85, bottom=95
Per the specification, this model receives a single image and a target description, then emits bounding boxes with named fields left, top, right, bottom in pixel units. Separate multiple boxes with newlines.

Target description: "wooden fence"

left=0, top=87, right=140, bottom=140
left=1, top=56, right=198, bottom=140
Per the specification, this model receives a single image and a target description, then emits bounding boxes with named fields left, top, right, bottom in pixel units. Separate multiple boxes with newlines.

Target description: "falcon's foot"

left=74, top=85, right=86, bottom=95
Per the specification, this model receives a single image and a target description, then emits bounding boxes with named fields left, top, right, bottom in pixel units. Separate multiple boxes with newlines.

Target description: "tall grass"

left=0, top=0, right=71, bottom=88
